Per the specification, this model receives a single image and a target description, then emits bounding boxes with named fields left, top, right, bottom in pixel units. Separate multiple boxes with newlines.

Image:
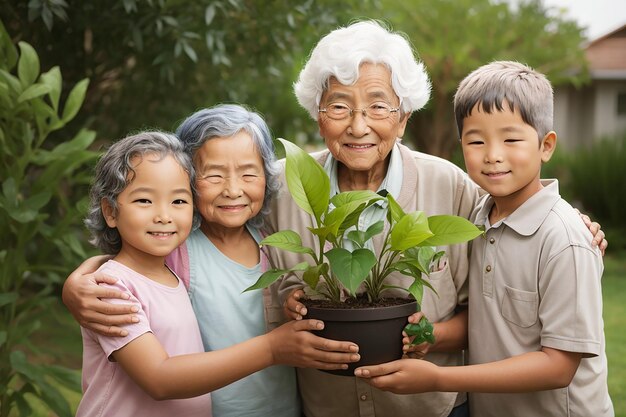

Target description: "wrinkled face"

left=193, top=131, right=266, bottom=232
left=461, top=103, right=555, bottom=206
left=103, top=154, right=193, bottom=258
left=318, top=63, right=408, bottom=178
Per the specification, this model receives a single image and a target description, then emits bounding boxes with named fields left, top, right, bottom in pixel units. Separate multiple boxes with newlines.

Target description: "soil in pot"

left=302, top=297, right=418, bottom=377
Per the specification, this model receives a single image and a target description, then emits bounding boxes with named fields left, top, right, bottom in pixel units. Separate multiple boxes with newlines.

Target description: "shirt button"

left=360, top=394, right=368, bottom=401
left=489, top=237, right=495, bottom=244
left=486, top=265, right=492, bottom=272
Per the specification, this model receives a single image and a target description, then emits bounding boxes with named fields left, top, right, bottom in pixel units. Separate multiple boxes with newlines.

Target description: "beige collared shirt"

left=468, top=180, right=613, bottom=417
left=267, top=143, right=480, bottom=417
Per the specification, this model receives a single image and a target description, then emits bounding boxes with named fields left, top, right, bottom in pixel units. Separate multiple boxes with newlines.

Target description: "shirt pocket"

left=422, top=260, right=457, bottom=322
left=500, top=285, right=538, bottom=328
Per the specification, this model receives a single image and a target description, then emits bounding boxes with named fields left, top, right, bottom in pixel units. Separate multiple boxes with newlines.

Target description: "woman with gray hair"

left=65, top=21, right=605, bottom=417
left=66, top=105, right=359, bottom=417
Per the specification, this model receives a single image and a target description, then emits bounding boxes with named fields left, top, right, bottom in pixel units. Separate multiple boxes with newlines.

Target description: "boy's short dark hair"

left=454, top=61, right=554, bottom=140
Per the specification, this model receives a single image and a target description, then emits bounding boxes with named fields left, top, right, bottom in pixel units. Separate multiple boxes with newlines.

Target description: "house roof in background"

left=585, top=23, right=626, bottom=78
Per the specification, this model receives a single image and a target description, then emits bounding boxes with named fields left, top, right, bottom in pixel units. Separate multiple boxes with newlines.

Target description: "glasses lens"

left=367, top=104, right=391, bottom=120
left=327, top=103, right=350, bottom=119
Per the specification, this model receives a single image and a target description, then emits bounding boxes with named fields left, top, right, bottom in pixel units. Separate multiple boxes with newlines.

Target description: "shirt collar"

left=475, top=179, right=562, bottom=236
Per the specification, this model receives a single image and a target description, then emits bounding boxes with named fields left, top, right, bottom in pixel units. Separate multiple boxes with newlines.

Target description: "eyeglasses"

left=318, top=102, right=400, bottom=120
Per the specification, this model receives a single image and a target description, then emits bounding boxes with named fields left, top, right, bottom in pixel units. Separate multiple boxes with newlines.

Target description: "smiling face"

left=193, top=131, right=266, bottom=234
left=103, top=153, right=193, bottom=261
left=461, top=103, right=556, bottom=217
left=318, top=63, right=408, bottom=186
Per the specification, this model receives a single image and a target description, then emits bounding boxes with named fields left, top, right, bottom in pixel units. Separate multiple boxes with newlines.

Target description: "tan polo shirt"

left=468, top=180, right=613, bottom=417
left=266, top=143, right=480, bottom=417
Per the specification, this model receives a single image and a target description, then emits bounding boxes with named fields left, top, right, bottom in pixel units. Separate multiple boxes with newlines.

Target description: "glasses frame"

left=318, top=102, right=401, bottom=121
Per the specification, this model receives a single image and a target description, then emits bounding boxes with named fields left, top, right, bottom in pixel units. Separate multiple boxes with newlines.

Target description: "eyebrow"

left=463, top=126, right=525, bottom=136
left=324, top=90, right=391, bottom=103
left=201, top=162, right=262, bottom=171
left=129, top=187, right=191, bottom=195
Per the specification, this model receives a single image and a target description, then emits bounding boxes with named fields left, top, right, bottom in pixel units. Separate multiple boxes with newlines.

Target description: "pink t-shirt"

left=76, top=260, right=211, bottom=417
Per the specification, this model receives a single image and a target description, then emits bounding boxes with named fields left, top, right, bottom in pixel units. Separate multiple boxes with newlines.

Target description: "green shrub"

left=562, top=134, right=626, bottom=252
left=0, top=20, right=98, bottom=416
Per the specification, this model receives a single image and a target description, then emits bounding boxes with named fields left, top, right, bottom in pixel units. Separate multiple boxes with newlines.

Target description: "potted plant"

left=246, top=139, right=482, bottom=375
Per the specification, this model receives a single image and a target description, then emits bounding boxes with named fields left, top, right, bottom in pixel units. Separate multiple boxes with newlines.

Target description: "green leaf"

left=386, top=193, right=406, bottom=224
left=0, top=20, right=18, bottom=70
left=40, top=66, right=62, bottom=111
left=11, top=350, right=40, bottom=382
left=330, top=190, right=382, bottom=208
left=325, top=248, right=376, bottom=295
left=302, top=263, right=328, bottom=290
left=22, top=190, right=52, bottom=211
left=2, top=177, right=18, bottom=201
left=43, top=364, right=81, bottom=390
left=61, top=78, right=89, bottom=122
left=0, top=292, right=18, bottom=307
left=421, top=215, right=483, bottom=246
left=17, top=42, right=39, bottom=88
left=390, top=211, right=433, bottom=251
left=37, top=378, right=73, bottom=417
left=363, top=220, right=384, bottom=241
left=243, top=262, right=309, bottom=292
left=0, top=69, right=22, bottom=97
left=323, top=200, right=367, bottom=238
left=404, top=316, right=435, bottom=345
left=279, top=138, right=329, bottom=223
left=408, top=279, right=424, bottom=304
left=0, top=331, right=6, bottom=348
left=17, top=83, right=51, bottom=103
left=205, top=4, right=216, bottom=25
left=260, top=230, right=315, bottom=256
left=404, top=246, right=437, bottom=275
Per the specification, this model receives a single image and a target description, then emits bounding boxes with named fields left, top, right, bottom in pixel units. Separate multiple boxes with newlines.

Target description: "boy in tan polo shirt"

left=354, top=61, right=614, bottom=417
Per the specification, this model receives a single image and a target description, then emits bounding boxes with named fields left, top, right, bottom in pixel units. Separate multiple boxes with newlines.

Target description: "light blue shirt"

left=186, top=227, right=299, bottom=417
left=324, top=142, right=404, bottom=251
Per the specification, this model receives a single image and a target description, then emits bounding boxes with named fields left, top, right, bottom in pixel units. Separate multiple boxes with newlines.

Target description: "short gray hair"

left=454, top=61, right=554, bottom=140
left=175, top=104, right=279, bottom=229
left=85, top=131, right=195, bottom=254
left=294, top=20, right=431, bottom=119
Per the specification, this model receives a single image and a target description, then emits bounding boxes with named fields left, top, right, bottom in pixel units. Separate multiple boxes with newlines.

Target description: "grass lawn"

left=603, top=253, right=626, bottom=416
left=19, top=252, right=626, bottom=416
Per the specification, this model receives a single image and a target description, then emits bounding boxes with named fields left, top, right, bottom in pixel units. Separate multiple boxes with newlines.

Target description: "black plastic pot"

left=306, top=299, right=418, bottom=376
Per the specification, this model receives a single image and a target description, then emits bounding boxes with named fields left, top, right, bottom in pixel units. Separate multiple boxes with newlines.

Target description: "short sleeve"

left=539, top=245, right=603, bottom=357
left=82, top=278, right=152, bottom=359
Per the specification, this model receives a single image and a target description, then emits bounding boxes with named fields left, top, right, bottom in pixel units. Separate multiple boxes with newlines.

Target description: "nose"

left=348, top=109, right=371, bottom=137
left=223, top=177, right=243, bottom=198
left=484, top=143, right=503, bottom=164
left=154, top=207, right=172, bottom=224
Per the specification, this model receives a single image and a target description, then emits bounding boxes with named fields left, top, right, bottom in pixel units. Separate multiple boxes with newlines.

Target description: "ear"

left=395, top=112, right=410, bottom=138
left=540, top=131, right=557, bottom=163
left=101, top=198, right=117, bottom=228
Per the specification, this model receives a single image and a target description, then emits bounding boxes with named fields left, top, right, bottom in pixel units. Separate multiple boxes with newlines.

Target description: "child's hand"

left=283, top=288, right=307, bottom=320
left=268, top=319, right=360, bottom=370
left=402, top=312, right=433, bottom=359
left=354, top=359, right=439, bottom=394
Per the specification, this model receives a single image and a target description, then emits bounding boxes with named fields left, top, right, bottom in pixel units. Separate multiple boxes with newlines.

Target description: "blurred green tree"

left=1, top=0, right=370, bottom=142
left=384, top=0, right=589, bottom=158
left=0, top=19, right=97, bottom=416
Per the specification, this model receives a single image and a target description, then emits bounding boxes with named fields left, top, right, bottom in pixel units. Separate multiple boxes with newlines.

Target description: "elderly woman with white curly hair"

left=275, top=20, right=606, bottom=417
left=274, top=20, right=476, bottom=417
left=62, top=19, right=606, bottom=417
